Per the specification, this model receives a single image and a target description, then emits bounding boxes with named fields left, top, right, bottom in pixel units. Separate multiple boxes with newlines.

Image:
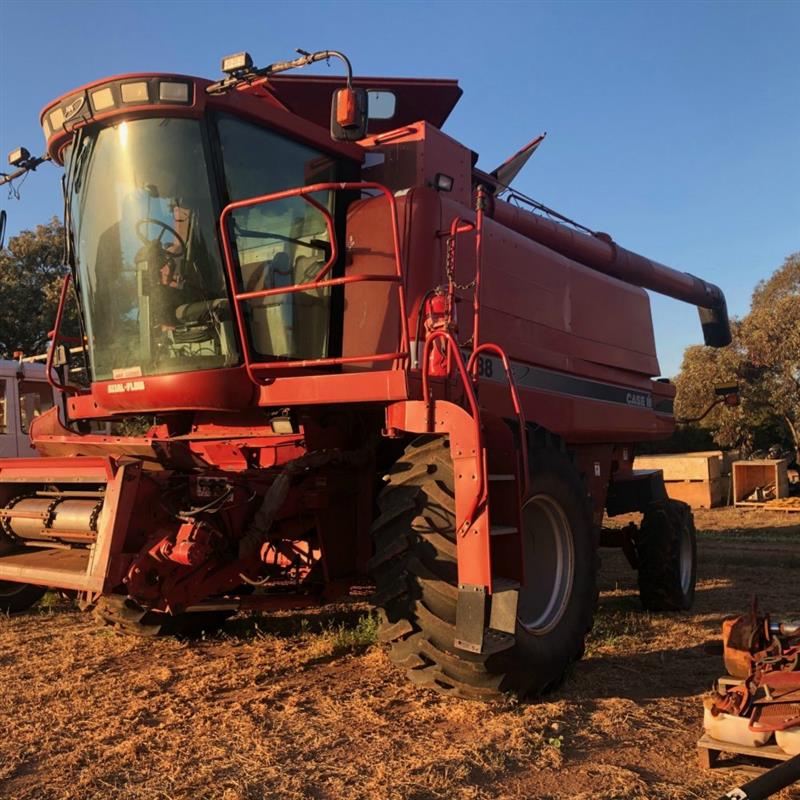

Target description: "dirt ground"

left=1, top=507, right=799, bottom=800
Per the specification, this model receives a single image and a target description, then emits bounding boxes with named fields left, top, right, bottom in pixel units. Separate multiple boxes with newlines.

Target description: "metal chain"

left=445, top=235, right=475, bottom=291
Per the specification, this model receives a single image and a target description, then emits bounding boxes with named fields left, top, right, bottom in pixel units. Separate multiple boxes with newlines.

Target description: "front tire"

left=370, top=434, right=597, bottom=699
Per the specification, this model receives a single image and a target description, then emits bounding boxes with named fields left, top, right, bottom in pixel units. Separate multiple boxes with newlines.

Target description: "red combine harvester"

left=0, top=50, right=730, bottom=698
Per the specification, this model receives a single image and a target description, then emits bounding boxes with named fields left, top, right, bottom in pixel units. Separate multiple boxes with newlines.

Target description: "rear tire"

left=370, top=435, right=597, bottom=700
left=637, top=499, right=697, bottom=611
left=0, top=582, right=46, bottom=613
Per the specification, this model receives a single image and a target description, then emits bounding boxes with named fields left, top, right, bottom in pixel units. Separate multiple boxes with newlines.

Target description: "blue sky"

left=1, top=0, right=798, bottom=376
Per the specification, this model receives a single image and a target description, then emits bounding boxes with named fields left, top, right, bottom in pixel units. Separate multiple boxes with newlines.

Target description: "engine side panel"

left=398, top=187, right=672, bottom=444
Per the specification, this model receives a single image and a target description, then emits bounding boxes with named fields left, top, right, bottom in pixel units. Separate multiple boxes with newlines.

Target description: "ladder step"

left=482, top=628, right=516, bottom=655
left=488, top=473, right=515, bottom=482
left=490, top=525, right=518, bottom=537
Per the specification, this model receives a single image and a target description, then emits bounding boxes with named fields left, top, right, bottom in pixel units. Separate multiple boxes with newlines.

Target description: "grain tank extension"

left=0, top=49, right=730, bottom=698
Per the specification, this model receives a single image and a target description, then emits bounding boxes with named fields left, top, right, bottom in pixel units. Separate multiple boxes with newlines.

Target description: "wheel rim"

left=679, top=522, right=693, bottom=595
left=517, top=494, right=575, bottom=635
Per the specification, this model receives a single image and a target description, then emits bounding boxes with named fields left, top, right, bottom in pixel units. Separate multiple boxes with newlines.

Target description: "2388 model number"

left=475, top=355, right=494, bottom=378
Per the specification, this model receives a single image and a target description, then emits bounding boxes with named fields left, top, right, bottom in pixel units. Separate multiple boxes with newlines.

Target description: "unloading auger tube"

left=489, top=197, right=731, bottom=347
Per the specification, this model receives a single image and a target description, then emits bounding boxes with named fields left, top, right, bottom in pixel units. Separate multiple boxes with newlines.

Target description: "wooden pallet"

left=735, top=501, right=800, bottom=513
left=698, top=734, right=794, bottom=771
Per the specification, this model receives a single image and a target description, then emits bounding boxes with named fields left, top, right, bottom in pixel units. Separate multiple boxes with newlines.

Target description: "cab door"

left=0, top=378, right=18, bottom=457
left=16, top=380, right=55, bottom=457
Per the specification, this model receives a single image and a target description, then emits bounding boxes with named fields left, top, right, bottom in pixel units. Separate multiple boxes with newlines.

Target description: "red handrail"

left=445, top=217, right=475, bottom=356
left=236, top=273, right=400, bottom=303
left=467, top=343, right=530, bottom=497
left=46, top=273, right=82, bottom=396
left=262, top=351, right=406, bottom=370
left=473, top=186, right=486, bottom=349
left=421, top=330, right=486, bottom=536
left=219, top=181, right=410, bottom=386
left=300, top=193, right=338, bottom=284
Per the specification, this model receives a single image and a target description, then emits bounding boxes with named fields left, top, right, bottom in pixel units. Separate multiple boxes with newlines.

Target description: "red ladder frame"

left=219, top=181, right=411, bottom=386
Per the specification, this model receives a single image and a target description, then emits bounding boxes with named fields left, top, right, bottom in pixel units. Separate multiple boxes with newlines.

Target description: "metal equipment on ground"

left=0, top=48, right=732, bottom=698
left=701, top=603, right=800, bottom=796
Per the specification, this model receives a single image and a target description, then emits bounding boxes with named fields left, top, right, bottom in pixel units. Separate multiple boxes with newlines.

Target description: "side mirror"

left=676, top=380, right=740, bottom=424
left=0, top=209, right=5, bottom=249
left=330, top=87, right=368, bottom=142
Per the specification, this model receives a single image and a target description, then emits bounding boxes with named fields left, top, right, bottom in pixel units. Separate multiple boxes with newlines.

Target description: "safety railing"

left=467, top=343, right=530, bottom=498
left=425, top=198, right=529, bottom=507
left=436, top=185, right=488, bottom=350
left=219, top=181, right=410, bottom=386
left=419, top=333, right=530, bottom=532
left=420, top=329, right=487, bottom=536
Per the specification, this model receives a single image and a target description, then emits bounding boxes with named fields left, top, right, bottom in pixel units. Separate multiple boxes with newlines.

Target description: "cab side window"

left=217, top=114, right=339, bottom=361
left=18, top=381, right=54, bottom=434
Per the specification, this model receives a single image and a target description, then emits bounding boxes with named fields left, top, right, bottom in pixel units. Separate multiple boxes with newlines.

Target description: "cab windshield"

left=68, top=115, right=343, bottom=382
left=68, top=117, right=236, bottom=381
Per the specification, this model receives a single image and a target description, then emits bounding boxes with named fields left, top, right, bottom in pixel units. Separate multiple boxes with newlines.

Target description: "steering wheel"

left=135, top=217, right=187, bottom=259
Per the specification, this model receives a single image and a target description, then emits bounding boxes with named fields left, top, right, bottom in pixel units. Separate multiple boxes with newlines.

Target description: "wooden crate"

left=634, top=452, right=723, bottom=481
left=697, top=449, right=739, bottom=476
left=732, top=459, right=790, bottom=506
left=666, top=477, right=729, bottom=509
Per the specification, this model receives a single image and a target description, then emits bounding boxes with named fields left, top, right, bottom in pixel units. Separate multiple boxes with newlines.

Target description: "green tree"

left=742, top=252, right=800, bottom=455
left=675, top=321, right=768, bottom=450
left=0, top=217, right=72, bottom=359
left=674, top=252, right=800, bottom=455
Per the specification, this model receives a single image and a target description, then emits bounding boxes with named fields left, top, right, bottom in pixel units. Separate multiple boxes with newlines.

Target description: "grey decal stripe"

left=654, top=399, right=675, bottom=414
left=471, top=351, right=655, bottom=410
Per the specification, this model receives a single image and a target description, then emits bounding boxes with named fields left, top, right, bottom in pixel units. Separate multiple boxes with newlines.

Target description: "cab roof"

left=264, top=74, right=462, bottom=133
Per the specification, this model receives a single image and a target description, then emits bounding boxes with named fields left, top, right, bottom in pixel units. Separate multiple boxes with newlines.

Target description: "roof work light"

left=221, top=52, right=253, bottom=75
left=8, top=147, right=31, bottom=168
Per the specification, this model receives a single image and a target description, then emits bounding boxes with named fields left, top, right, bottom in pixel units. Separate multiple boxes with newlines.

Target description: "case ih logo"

left=626, top=392, right=652, bottom=409
left=63, top=95, right=86, bottom=122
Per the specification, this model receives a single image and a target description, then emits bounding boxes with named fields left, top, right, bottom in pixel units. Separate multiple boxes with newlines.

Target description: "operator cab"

left=63, top=109, right=345, bottom=382
left=37, top=54, right=461, bottom=405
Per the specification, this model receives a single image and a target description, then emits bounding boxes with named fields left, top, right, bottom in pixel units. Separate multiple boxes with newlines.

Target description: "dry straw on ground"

left=1, top=507, right=799, bottom=799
